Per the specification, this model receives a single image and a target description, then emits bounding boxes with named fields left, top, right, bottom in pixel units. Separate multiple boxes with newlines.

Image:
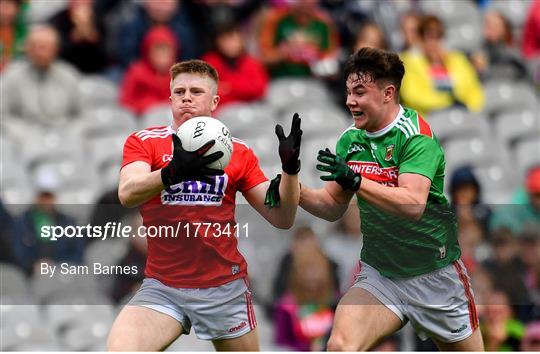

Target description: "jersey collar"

left=365, top=105, right=404, bottom=138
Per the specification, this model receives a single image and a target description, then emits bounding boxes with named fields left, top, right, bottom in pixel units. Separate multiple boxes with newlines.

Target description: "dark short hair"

left=170, top=59, right=219, bottom=84
left=418, top=15, right=445, bottom=39
left=344, top=47, right=405, bottom=96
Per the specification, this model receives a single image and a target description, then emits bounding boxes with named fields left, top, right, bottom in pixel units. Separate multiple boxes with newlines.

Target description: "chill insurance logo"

left=161, top=175, right=229, bottom=205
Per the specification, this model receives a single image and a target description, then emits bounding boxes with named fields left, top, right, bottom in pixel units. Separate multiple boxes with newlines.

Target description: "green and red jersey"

left=336, top=106, right=460, bottom=278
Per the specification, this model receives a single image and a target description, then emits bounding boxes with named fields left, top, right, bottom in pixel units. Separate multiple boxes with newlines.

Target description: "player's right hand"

left=317, top=148, right=361, bottom=191
left=161, top=134, right=224, bottom=186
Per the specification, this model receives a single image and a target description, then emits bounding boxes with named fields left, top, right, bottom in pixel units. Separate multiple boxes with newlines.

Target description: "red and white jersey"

left=122, top=125, right=267, bottom=288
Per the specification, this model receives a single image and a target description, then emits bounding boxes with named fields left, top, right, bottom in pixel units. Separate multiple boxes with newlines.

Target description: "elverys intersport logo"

left=161, top=175, right=229, bottom=206
left=347, top=161, right=398, bottom=187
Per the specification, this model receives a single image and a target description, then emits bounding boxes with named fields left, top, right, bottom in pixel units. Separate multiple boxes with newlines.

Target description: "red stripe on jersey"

left=417, top=114, right=433, bottom=138
left=453, top=261, right=478, bottom=330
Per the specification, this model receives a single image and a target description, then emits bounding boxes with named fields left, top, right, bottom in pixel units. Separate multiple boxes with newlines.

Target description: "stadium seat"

left=445, top=22, right=482, bottom=53
left=419, top=0, right=481, bottom=24
left=22, top=127, right=84, bottom=169
left=473, top=163, right=520, bottom=204
left=26, top=0, right=67, bottom=23
left=31, top=269, right=100, bottom=305
left=494, top=108, right=540, bottom=148
left=489, top=0, right=533, bottom=29
left=165, top=330, right=214, bottom=351
left=63, top=320, right=111, bottom=351
left=483, top=81, right=539, bottom=117
left=427, top=109, right=490, bottom=144
left=0, top=305, right=43, bottom=332
left=444, top=138, right=506, bottom=173
left=281, top=104, right=350, bottom=140
left=216, top=102, right=276, bottom=140
left=266, top=78, right=333, bottom=112
left=84, top=239, right=130, bottom=270
left=249, top=134, right=279, bottom=163
left=0, top=264, right=28, bottom=298
left=79, top=75, right=119, bottom=108
left=0, top=321, right=57, bottom=351
left=140, top=104, right=173, bottom=129
left=45, top=305, right=115, bottom=334
left=513, top=138, right=540, bottom=178
left=0, top=149, right=34, bottom=206
left=75, top=106, right=137, bottom=139
left=100, top=163, right=121, bottom=191
left=87, top=134, right=125, bottom=172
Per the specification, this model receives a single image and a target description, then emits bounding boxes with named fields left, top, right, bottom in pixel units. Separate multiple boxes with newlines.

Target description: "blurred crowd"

left=1, top=0, right=540, bottom=351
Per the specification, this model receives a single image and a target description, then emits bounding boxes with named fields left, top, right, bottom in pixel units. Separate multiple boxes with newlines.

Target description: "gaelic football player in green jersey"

left=299, top=47, right=484, bottom=351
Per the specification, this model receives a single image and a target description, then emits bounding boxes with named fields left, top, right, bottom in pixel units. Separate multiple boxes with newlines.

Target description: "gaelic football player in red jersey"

left=107, top=60, right=302, bottom=351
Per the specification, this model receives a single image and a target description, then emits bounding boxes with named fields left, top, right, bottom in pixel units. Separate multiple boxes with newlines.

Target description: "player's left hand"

left=275, top=113, right=302, bottom=175
left=264, top=174, right=282, bottom=208
left=317, top=148, right=362, bottom=191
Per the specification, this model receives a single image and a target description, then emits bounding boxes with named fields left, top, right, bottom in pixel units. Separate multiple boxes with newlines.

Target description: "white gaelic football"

left=176, top=116, right=233, bottom=170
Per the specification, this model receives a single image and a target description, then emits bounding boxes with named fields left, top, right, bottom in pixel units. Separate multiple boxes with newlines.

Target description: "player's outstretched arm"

left=244, top=113, right=302, bottom=229
left=299, top=181, right=354, bottom=221
left=316, top=148, right=430, bottom=220
left=119, top=162, right=164, bottom=208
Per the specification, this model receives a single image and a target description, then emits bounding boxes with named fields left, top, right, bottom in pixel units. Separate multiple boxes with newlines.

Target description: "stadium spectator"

left=273, top=233, right=339, bottom=351
left=521, top=0, right=540, bottom=60
left=10, top=171, right=84, bottom=275
left=202, top=21, right=268, bottom=109
left=0, top=199, right=14, bottom=264
left=352, top=22, right=388, bottom=51
left=1, top=25, right=82, bottom=124
left=518, top=226, right=540, bottom=318
left=322, top=205, right=362, bottom=291
left=0, top=0, right=27, bottom=71
left=115, top=0, right=201, bottom=69
left=471, top=10, right=529, bottom=82
left=521, top=321, right=540, bottom=351
left=399, top=12, right=421, bottom=52
left=481, top=290, right=525, bottom=351
left=108, top=59, right=301, bottom=351
left=483, top=228, right=531, bottom=315
left=449, top=166, right=491, bottom=271
left=110, top=212, right=146, bottom=304
left=49, top=0, right=108, bottom=74
left=400, top=15, right=484, bottom=116
left=258, top=0, right=340, bottom=78
left=119, top=26, right=177, bottom=116
left=89, top=187, right=131, bottom=240
left=272, top=226, right=340, bottom=307
left=490, top=166, right=540, bottom=235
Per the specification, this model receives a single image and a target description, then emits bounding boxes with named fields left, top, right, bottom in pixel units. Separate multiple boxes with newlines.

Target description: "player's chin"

left=353, top=116, right=367, bottom=129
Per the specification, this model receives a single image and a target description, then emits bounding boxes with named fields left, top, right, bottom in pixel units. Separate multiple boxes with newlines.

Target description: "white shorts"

left=352, top=259, right=478, bottom=343
left=128, top=278, right=256, bottom=340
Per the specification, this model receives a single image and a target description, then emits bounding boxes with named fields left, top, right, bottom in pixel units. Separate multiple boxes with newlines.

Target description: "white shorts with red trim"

left=352, top=259, right=478, bottom=343
left=128, top=277, right=256, bottom=340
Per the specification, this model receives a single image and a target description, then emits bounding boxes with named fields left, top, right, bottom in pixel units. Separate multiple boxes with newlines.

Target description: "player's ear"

left=211, top=95, right=220, bottom=112
left=384, top=85, right=396, bottom=103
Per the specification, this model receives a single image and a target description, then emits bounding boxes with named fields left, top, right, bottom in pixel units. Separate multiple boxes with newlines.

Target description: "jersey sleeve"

left=398, top=135, right=443, bottom=181
left=121, top=134, right=153, bottom=169
left=237, top=147, right=268, bottom=192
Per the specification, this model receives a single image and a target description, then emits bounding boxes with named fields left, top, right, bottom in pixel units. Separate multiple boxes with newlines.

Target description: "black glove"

left=275, top=113, right=302, bottom=175
left=264, top=174, right=282, bottom=208
left=161, top=134, right=224, bottom=186
left=316, top=148, right=362, bottom=191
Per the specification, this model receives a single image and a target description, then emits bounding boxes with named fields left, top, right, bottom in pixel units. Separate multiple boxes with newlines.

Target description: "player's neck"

left=368, top=104, right=401, bottom=133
